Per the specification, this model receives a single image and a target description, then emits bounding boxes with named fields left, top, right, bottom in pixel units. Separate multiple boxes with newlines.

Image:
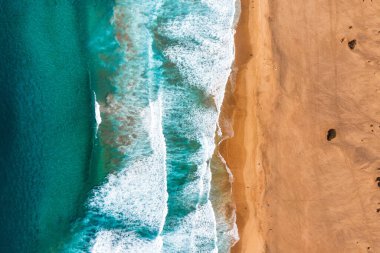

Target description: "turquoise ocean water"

left=0, top=1, right=239, bottom=252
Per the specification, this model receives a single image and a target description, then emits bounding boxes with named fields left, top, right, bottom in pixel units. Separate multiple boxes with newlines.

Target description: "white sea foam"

left=93, top=92, right=102, bottom=133
left=161, top=0, right=236, bottom=111
left=88, top=1, right=168, bottom=249
left=211, top=151, right=240, bottom=252
left=163, top=201, right=218, bottom=252
left=160, top=0, right=238, bottom=251
left=65, top=2, right=171, bottom=251
left=75, top=0, right=238, bottom=251
left=87, top=3, right=168, bottom=251
left=91, top=230, right=163, bottom=253
left=88, top=97, right=168, bottom=253
left=89, top=97, right=167, bottom=230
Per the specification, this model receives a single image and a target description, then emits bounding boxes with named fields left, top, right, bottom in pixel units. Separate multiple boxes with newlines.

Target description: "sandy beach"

left=220, top=0, right=380, bottom=252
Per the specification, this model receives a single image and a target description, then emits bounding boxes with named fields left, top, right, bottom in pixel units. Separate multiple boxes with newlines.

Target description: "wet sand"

left=220, top=0, right=380, bottom=252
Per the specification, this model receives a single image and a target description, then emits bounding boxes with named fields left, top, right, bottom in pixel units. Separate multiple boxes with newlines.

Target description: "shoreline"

left=219, top=0, right=270, bottom=251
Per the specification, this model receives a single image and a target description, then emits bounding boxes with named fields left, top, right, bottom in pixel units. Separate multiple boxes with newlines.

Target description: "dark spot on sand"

left=377, top=208, right=380, bottom=213
left=370, top=124, right=373, bottom=127
left=340, top=38, right=345, bottom=43
left=349, top=26, right=353, bottom=29
left=348, top=39, right=357, bottom=50
left=327, top=129, right=336, bottom=141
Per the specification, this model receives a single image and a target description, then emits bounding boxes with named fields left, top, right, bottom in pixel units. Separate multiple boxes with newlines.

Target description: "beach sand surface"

left=219, top=0, right=380, bottom=252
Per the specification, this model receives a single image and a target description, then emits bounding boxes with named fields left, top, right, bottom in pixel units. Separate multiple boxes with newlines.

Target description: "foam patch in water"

left=66, top=0, right=239, bottom=251
left=93, top=92, right=102, bottom=133
left=89, top=98, right=167, bottom=233
left=163, top=201, right=218, bottom=252
left=161, top=0, right=236, bottom=110
left=91, top=230, right=163, bottom=253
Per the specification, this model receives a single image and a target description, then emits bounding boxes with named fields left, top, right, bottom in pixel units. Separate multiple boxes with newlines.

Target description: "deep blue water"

left=0, top=1, right=112, bottom=252
left=0, top=1, right=238, bottom=252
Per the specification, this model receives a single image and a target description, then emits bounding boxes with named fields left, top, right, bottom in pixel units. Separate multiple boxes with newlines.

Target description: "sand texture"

left=220, top=0, right=380, bottom=252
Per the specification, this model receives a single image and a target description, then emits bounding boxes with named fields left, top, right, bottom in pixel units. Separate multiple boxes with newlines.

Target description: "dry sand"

left=219, top=0, right=380, bottom=252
